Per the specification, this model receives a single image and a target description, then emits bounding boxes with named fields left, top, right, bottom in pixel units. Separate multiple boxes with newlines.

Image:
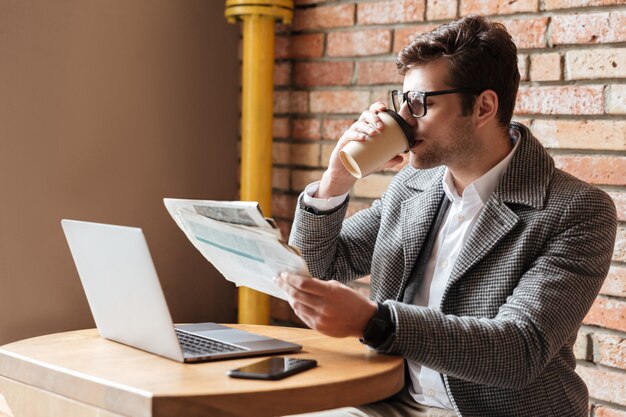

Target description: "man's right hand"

left=316, top=102, right=404, bottom=199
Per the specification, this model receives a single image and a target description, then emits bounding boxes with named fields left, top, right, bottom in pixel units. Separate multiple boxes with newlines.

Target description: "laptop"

left=61, top=219, right=302, bottom=363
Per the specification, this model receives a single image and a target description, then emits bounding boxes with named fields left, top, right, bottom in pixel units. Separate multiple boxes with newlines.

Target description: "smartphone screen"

left=228, top=357, right=317, bottom=380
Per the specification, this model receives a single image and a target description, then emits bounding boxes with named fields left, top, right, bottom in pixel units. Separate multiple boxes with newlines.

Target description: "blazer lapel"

left=446, top=198, right=518, bottom=288
left=398, top=169, right=445, bottom=300
left=445, top=123, right=553, bottom=290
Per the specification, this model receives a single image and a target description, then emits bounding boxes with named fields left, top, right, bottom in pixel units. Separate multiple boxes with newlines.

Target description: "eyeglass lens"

left=392, top=91, right=425, bottom=117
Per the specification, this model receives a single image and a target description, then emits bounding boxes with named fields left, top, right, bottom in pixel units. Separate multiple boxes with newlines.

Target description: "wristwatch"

left=360, top=302, right=395, bottom=348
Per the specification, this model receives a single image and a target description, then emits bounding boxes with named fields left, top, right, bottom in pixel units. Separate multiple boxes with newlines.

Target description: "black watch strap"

left=360, top=302, right=395, bottom=348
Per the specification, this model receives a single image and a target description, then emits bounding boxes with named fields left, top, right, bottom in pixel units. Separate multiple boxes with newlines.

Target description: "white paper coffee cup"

left=339, top=110, right=415, bottom=178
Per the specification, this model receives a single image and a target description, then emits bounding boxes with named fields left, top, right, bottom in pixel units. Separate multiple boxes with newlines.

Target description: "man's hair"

left=397, top=15, right=520, bottom=127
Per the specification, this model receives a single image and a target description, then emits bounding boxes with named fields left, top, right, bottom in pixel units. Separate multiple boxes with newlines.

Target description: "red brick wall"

left=267, top=1, right=626, bottom=414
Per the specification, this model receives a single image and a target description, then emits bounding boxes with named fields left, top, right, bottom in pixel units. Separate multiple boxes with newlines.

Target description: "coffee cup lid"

left=385, top=110, right=416, bottom=149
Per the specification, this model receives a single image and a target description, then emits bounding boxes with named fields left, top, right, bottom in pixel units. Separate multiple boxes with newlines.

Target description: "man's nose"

left=399, top=103, right=417, bottom=127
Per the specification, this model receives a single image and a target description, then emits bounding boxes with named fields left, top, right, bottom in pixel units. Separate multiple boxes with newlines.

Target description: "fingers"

left=381, top=154, right=406, bottom=170
left=335, top=102, right=388, bottom=149
left=369, top=101, right=387, bottom=113
left=275, top=272, right=378, bottom=338
left=276, top=272, right=334, bottom=297
left=358, top=110, right=384, bottom=132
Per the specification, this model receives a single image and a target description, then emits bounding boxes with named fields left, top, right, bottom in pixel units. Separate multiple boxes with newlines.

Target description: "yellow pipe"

left=225, top=0, right=293, bottom=324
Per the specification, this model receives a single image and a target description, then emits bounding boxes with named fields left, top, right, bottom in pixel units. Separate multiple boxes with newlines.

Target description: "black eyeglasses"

left=390, top=88, right=482, bottom=118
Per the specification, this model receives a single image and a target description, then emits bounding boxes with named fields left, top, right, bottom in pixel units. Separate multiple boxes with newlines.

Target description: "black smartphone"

left=227, top=357, right=317, bottom=380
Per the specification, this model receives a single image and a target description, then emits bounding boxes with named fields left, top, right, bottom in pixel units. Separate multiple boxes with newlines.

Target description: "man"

left=275, top=15, right=617, bottom=417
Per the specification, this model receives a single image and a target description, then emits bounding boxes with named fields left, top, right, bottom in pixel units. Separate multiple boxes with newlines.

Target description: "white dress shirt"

left=303, top=131, right=520, bottom=409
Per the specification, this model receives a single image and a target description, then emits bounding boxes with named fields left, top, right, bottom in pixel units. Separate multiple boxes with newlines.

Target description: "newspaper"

left=164, top=198, right=309, bottom=300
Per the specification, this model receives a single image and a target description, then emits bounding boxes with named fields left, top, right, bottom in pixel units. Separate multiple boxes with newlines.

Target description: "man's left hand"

left=274, top=272, right=377, bottom=338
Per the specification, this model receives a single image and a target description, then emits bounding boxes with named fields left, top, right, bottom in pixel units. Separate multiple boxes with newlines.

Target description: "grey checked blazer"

left=289, top=123, right=617, bottom=417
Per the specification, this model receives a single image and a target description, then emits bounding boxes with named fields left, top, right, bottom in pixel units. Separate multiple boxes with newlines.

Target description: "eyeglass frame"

left=390, top=88, right=483, bottom=118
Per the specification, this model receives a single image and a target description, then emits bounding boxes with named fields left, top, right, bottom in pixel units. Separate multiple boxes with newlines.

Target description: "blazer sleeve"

left=289, top=193, right=383, bottom=284
left=382, top=185, right=617, bottom=390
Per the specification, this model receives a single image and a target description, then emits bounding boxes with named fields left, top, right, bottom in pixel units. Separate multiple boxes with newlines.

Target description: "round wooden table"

left=0, top=325, right=404, bottom=417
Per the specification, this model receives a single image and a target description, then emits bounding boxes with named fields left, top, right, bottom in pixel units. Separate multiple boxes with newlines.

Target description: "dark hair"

left=397, top=15, right=520, bottom=127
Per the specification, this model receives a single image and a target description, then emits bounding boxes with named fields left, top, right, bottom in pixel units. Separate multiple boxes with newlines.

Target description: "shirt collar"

left=441, top=129, right=521, bottom=204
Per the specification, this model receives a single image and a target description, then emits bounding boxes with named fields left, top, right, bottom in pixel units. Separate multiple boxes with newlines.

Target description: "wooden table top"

left=0, top=325, right=404, bottom=417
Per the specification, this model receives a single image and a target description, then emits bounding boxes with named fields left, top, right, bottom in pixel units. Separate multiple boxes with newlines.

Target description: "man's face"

left=400, top=60, right=478, bottom=171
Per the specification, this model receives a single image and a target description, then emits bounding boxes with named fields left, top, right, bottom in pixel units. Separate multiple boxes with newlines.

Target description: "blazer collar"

left=494, top=122, right=554, bottom=210
left=403, top=166, right=446, bottom=191
left=402, top=122, right=554, bottom=210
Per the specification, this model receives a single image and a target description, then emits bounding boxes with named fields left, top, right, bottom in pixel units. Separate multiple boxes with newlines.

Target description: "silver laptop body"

left=61, top=219, right=301, bottom=363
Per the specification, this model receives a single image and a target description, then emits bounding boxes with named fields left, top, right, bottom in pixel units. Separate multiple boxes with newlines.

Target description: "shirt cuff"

left=302, top=181, right=350, bottom=212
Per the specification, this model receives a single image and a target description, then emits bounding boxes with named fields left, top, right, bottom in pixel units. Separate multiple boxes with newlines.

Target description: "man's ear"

left=474, top=89, right=499, bottom=128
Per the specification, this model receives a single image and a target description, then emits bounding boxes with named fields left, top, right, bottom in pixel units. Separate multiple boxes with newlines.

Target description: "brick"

left=275, top=36, right=289, bottom=59
left=515, top=85, right=605, bottom=115
left=273, top=91, right=308, bottom=114
left=273, top=91, right=288, bottom=114
left=545, top=0, right=626, bottom=9
left=529, top=119, right=626, bottom=151
left=327, top=29, right=392, bottom=57
left=352, top=174, right=393, bottom=198
left=321, top=143, right=335, bottom=168
left=275, top=34, right=324, bottom=59
left=566, top=48, right=626, bottom=80
left=370, top=89, right=393, bottom=107
left=595, top=406, right=626, bottom=417
left=576, top=366, right=626, bottom=406
left=274, top=62, right=291, bottom=86
left=607, top=191, right=626, bottom=222
left=357, top=60, right=403, bottom=85
left=615, top=224, right=626, bottom=262
left=295, top=0, right=335, bottom=4
left=394, top=24, right=439, bottom=52
left=290, top=143, right=321, bottom=167
left=607, top=84, right=626, bottom=114
left=584, top=297, right=626, bottom=332
left=552, top=155, right=626, bottom=186
left=574, top=328, right=592, bottom=361
left=550, top=12, right=626, bottom=46
left=322, top=118, right=355, bottom=140
left=291, top=118, right=321, bottom=140
left=530, top=53, right=562, bottom=81
left=274, top=23, right=290, bottom=35
left=426, top=0, right=458, bottom=20
left=357, top=0, right=425, bottom=25
left=502, top=18, right=549, bottom=49
left=293, top=4, right=355, bottom=31
left=592, top=333, right=626, bottom=370
left=601, top=265, right=626, bottom=298
left=271, top=193, right=298, bottom=219
left=460, top=0, right=537, bottom=16
left=518, top=54, right=529, bottom=81
left=273, top=141, right=290, bottom=165
left=511, top=117, right=532, bottom=126
left=291, top=169, right=325, bottom=191
left=273, top=117, right=290, bottom=139
left=310, top=90, right=370, bottom=114
left=272, top=167, right=290, bottom=191
left=276, top=216, right=295, bottom=238
left=294, top=61, right=354, bottom=87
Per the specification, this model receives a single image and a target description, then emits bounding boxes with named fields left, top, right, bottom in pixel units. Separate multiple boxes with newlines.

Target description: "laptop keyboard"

left=176, top=329, right=247, bottom=356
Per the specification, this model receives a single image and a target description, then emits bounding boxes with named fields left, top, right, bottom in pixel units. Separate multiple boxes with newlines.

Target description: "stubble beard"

left=409, top=116, right=478, bottom=170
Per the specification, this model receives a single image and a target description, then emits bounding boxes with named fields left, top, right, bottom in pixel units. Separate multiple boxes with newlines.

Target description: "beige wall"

left=0, top=1, right=240, bottom=344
